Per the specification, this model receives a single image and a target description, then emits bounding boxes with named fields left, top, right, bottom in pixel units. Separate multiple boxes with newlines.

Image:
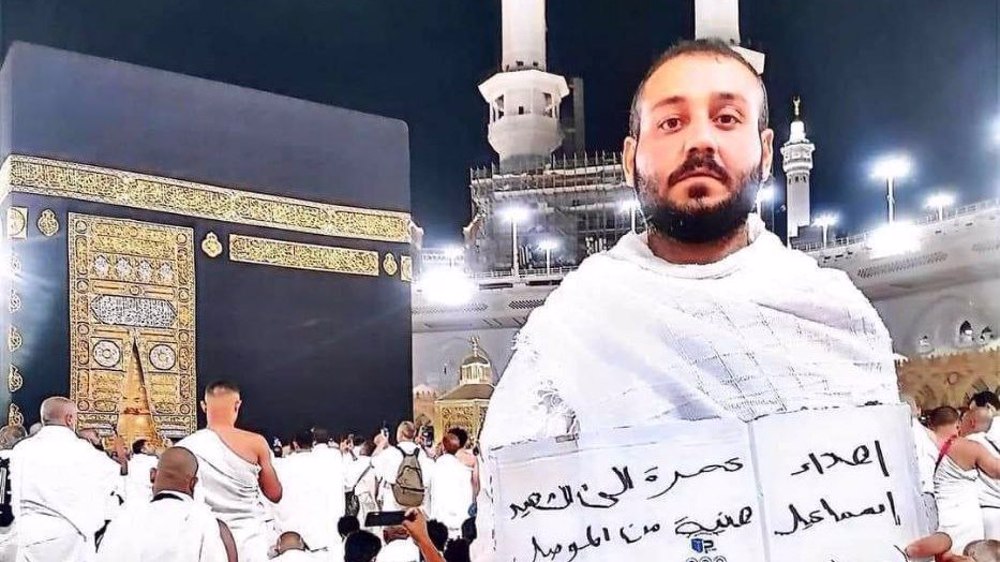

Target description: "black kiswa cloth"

left=0, top=42, right=412, bottom=438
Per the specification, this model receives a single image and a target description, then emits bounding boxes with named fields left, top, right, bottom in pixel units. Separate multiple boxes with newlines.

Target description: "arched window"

left=982, top=326, right=995, bottom=343
left=959, top=320, right=974, bottom=346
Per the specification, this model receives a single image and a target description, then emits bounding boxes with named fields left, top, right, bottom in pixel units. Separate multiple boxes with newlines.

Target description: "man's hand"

left=403, top=508, right=445, bottom=562
left=255, top=435, right=283, bottom=503
left=402, top=507, right=429, bottom=541
left=905, top=533, right=972, bottom=561
left=110, top=434, right=129, bottom=473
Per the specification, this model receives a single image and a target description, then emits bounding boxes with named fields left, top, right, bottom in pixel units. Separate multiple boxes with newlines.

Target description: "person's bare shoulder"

left=954, top=437, right=989, bottom=463
left=232, top=428, right=267, bottom=443
left=957, top=437, right=983, bottom=450
left=233, top=430, right=269, bottom=451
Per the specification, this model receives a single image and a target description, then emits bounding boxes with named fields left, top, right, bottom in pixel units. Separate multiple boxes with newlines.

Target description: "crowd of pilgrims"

left=0, top=381, right=480, bottom=562
left=911, top=390, right=1000, bottom=559
left=13, top=382, right=1000, bottom=561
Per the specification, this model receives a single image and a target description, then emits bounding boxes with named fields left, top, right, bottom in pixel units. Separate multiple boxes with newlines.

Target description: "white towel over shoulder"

left=473, top=216, right=898, bottom=561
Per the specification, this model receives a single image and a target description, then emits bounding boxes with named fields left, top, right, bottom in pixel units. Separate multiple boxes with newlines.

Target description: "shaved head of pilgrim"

left=201, top=380, right=242, bottom=425
left=152, top=446, right=200, bottom=496
left=623, top=39, right=774, bottom=261
left=40, top=396, right=78, bottom=429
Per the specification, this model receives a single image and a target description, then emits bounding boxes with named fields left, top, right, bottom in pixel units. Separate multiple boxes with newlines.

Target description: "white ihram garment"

left=179, top=429, right=272, bottom=562
left=912, top=421, right=938, bottom=495
left=270, top=549, right=322, bottom=561
left=124, top=453, right=158, bottom=508
left=934, top=452, right=984, bottom=554
left=967, top=432, right=1000, bottom=538
left=0, top=449, right=18, bottom=562
left=430, top=453, right=473, bottom=537
left=344, top=455, right=377, bottom=528
left=273, top=448, right=345, bottom=562
left=377, top=538, right=420, bottom=562
left=12, top=426, right=121, bottom=562
left=96, top=490, right=228, bottom=562
left=471, top=216, right=898, bottom=561
left=912, top=419, right=940, bottom=528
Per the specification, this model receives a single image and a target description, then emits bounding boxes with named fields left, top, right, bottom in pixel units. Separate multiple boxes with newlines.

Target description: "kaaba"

left=0, top=42, right=413, bottom=443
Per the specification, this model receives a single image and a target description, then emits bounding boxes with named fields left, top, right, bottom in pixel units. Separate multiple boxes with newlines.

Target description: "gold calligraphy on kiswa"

left=68, top=213, right=196, bottom=441
left=3, top=154, right=412, bottom=243
left=229, top=234, right=380, bottom=277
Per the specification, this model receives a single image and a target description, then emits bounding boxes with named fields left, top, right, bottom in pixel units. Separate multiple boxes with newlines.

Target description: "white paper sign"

left=492, top=405, right=926, bottom=562
left=752, top=406, right=928, bottom=562
left=494, top=418, right=765, bottom=562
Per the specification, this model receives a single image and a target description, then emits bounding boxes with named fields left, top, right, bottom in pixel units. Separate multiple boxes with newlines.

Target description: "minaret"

left=694, top=0, right=765, bottom=74
left=478, top=0, right=569, bottom=172
left=780, top=97, right=816, bottom=239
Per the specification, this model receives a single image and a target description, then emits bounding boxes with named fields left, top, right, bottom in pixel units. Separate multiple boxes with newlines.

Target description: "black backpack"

left=345, top=463, right=372, bottom=517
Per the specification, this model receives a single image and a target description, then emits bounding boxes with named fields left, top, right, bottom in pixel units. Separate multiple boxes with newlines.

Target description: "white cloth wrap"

left=471, top=216, right=898, bottom=561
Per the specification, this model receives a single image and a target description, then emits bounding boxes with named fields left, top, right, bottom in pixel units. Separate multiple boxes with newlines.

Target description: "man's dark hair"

left=312, top=427, right=330, bottom=445
left=345, top=530, right=382, bottom=562
left=461, top=517, right=477, bottom=542
left=338, top=515, right=360, bottom=539
left=444, top=538, right=472, bottom=562
left=442, top=433, right=462, bottom=456
left=971, top=391, right=1000, bottom=410
left=131, top=439, right=148, bottom=456
left=448, top=427, right=470, bottom=448
left=628, top=38, right=769, bottom=139
left=292, top=428, right=313, bottom=449
left=204, top=380, right=240, bottom=396
left=927, top=406, right=961, bottom=429
left=359, top=439, right=376, bottom=457
left=427, top=519, right=449, bottom=551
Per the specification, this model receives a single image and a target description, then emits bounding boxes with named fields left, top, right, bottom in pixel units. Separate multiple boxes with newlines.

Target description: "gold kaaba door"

left=68, top=214, right=196, bottom=443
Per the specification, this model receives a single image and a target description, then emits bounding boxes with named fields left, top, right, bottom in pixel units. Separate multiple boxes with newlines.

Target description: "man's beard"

left=636, top=153, right=763, bottom=244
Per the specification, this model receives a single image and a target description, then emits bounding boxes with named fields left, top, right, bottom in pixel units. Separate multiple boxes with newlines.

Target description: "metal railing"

left=420, top=250, right=463, bottom=263
left=794, top=198, right=1000, bottom=253
left=412, top=254, right=577, bottom=284
left=470, top=151, right=622, bottom=180
left=469, top=266, right=577, bottom=280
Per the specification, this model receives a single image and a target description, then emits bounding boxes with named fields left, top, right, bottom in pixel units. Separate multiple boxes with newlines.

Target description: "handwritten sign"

left=493, top=419, right=765, bottom=562
left=491, top=405, right=926, bottom=562
left=752, top=405, right=927, bottom=561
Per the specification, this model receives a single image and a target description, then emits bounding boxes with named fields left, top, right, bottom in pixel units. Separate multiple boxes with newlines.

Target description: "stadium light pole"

left=871, top=154, right=912, bottom=225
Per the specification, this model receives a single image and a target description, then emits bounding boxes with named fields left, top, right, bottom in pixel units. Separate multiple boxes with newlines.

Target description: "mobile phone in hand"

left=365, top=510, right=406, bottom=527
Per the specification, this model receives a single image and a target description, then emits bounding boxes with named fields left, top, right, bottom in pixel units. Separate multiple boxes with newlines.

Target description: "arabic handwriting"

left=530, top=521, right=663, bottom=562
left=790, top=441, right=890, bottom=478
left=774, top=491, right=901, bottom=536
left=646, top=458, right=745, bottom=500
left=674, top=506, right=754, bottom=538
left=510, top=459, right=745, bottom=520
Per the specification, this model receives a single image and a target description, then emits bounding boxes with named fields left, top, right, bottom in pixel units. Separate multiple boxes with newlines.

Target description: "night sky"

left=2, top=0, right=997, bottom=244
